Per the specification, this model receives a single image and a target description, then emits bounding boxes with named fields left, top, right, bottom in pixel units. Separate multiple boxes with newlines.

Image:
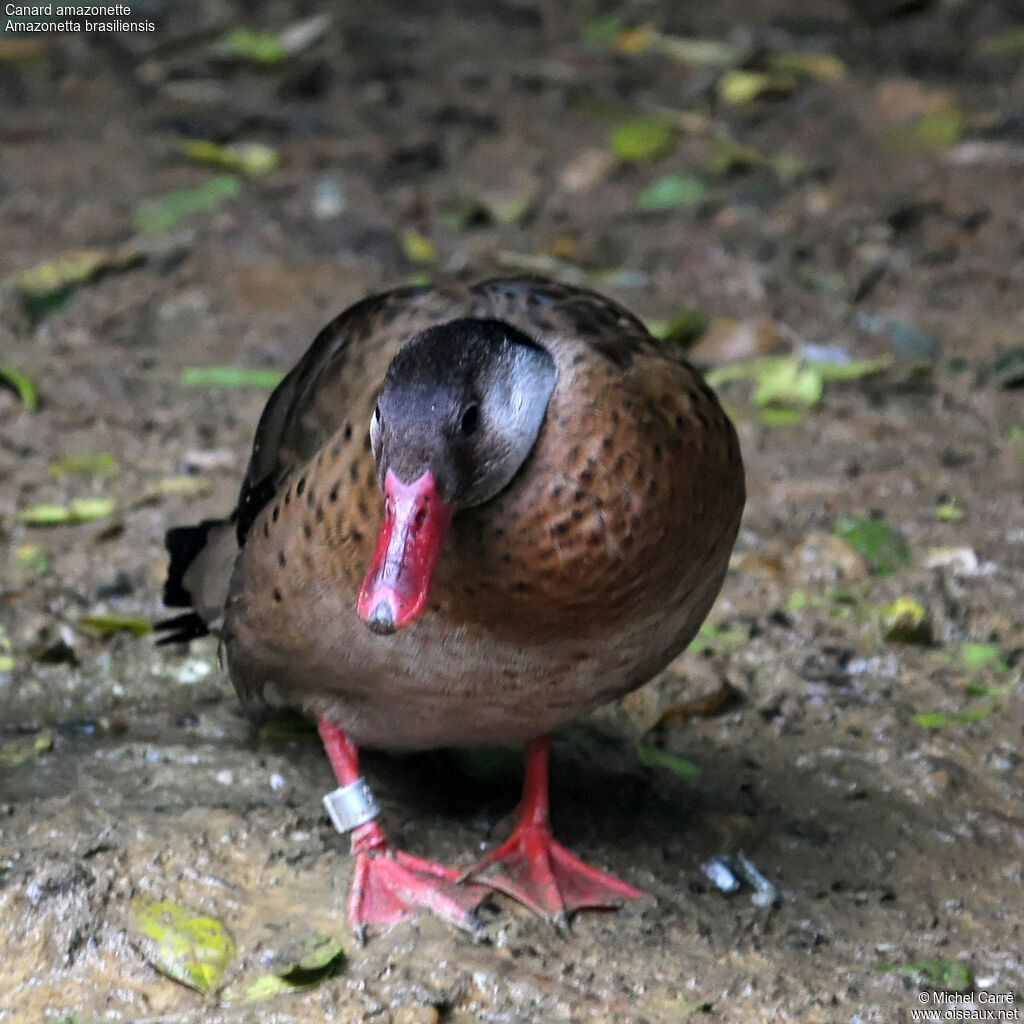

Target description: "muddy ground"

left=1, top=1, right=1023, bottom=1021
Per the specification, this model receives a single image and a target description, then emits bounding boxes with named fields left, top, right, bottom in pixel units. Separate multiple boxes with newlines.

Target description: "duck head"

left=357, top=318, right=556, bottom=635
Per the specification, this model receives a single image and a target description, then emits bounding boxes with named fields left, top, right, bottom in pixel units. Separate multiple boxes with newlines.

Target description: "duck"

left=158, top=276, right=745, bottom=942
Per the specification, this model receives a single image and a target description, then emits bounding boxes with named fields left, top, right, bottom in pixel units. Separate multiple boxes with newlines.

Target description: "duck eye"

left=459, top=404, right=480, bottom=435
left=374, top=404, right=381, bottom=423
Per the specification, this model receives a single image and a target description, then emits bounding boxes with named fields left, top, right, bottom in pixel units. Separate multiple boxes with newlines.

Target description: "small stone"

left=393, top=1006, right=440, bottom=1024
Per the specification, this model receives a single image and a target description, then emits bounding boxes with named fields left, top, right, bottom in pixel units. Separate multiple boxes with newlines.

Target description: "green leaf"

left=960, top=643, right=1008, bottom=673
left=272, top=934, right=345, bottom=975
left=609, top=118, right=677, bottom=162
left=49, top=453, right=119, bottom=479
left=963, top=683, right=1012, bottom=699
left=134, top=900, right=235, bottom=994
left=133, top=176, right=242, bottom=234
left=833, top=516, right=910, bottom=576
left=636, top=742, right=701, bottom=781
left=810, top=357, right=892, bottom=381
left=226, top=934, right=345, bottom=1002
left=235, top=974, right=301, bottom=1001
left=752, top=358, right=823, bottom=407
left=911, top=711, right=954, bottom=729
left=182, top=140, right=280, bottom=177
left=758, top=407, right=805, bottom=427
left=636, top=173, right=707, bottom=210
left=935, top=501, right=965, bottom=522
left=0, top=366, right=38, bottom=411
left=17, top=497, right=116, bottom=526
left=220, top=27, right=288, bottom=64
left=15, top=249, right=110, bottom=298
left=718, top=69, right=798, bottom=106
left=903, top=958, right=973, bottom=991
left=687, top=621, right=750, bottom=653
left=890, top=109, right=964, bottom=149
left=181, top=366, right=284, bottom=389
left=78, top=615, right=153, bottom=639
left=0, top=730, right=53, bottom=767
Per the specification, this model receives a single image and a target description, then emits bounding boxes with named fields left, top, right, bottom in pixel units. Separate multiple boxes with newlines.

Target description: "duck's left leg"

left=462, top=735, right=641, bottom=925
left=318, top=719, right=488, bottom=943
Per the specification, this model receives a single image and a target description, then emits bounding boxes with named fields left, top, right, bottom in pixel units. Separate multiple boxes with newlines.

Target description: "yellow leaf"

left=400, top=230, right=438, bottom=265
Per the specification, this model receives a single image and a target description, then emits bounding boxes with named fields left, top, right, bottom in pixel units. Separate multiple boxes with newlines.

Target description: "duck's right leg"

left=318, top=719, right=488, bottom=944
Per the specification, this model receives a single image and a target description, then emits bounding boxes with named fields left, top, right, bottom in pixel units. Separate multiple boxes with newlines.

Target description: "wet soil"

left=1, top=1, right=1023, bottom=1021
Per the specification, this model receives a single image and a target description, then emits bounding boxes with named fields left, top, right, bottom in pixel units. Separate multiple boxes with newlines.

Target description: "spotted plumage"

left=161, top=276, right=744, bottom=749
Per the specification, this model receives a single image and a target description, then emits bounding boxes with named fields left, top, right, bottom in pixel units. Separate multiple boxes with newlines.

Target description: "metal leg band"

left=323, top=777, right=380, bottom=834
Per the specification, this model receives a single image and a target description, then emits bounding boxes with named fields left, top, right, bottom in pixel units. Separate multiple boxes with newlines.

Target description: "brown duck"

left=159, top=276, right=745, bottom=940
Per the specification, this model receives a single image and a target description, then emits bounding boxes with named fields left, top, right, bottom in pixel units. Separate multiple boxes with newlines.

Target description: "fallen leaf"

left=935, top=500, right=965, bottom=522
left=752, top=358, right=823, bottom=407
left=182, top=140, right=281, bottom=177
left=960, top=643, right=1009, bottom=674
left=833, top=516, right=910, bottom=575
left=890, top=108, right=964, bottom=149
left=636, top=742, right=701, bottom=781
left=49, top=453, right=119, bottom=479
left=0, top=731, right=53, bottom=767
left=134, top=176, right=242, bottom=234
left=271, top=934, right=345, bottom=975
left=0, top=366, right=38, bottom=411
left=224, top=933, right=345, bottom=1002
left=903, top=959, right=973, bottom=991
left=718, top=69, right=798, bottom=106
left=219, top=27, right=287, bottom=63
left=636, top=173, right=707, bottom=210
left=758, top=407, right=806, bottom=427
left=134, top=900, right=235, bottom=994
left=812, top=356, right=892, bottom=381
left=78, top=615, right=153, bottom=639
left=880, top=597, right=932, bottom=644
left=17, top=497, right=116, bottom=526
left=609, top=118, right=677, bottom=162
left=181, top=366, right=284, bottom=389
left=400, top=230, right=438, bottom=265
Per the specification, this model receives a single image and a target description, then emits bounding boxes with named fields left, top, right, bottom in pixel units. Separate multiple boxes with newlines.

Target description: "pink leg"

left=463, top=735, right=641, bottom=925
left=318, top=719, right=488, bottom=943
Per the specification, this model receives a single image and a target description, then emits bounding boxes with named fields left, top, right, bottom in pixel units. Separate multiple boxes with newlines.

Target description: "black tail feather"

left=153, top=611, right=211, bottom=645
left=163, top=519, right=228, bottom=608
